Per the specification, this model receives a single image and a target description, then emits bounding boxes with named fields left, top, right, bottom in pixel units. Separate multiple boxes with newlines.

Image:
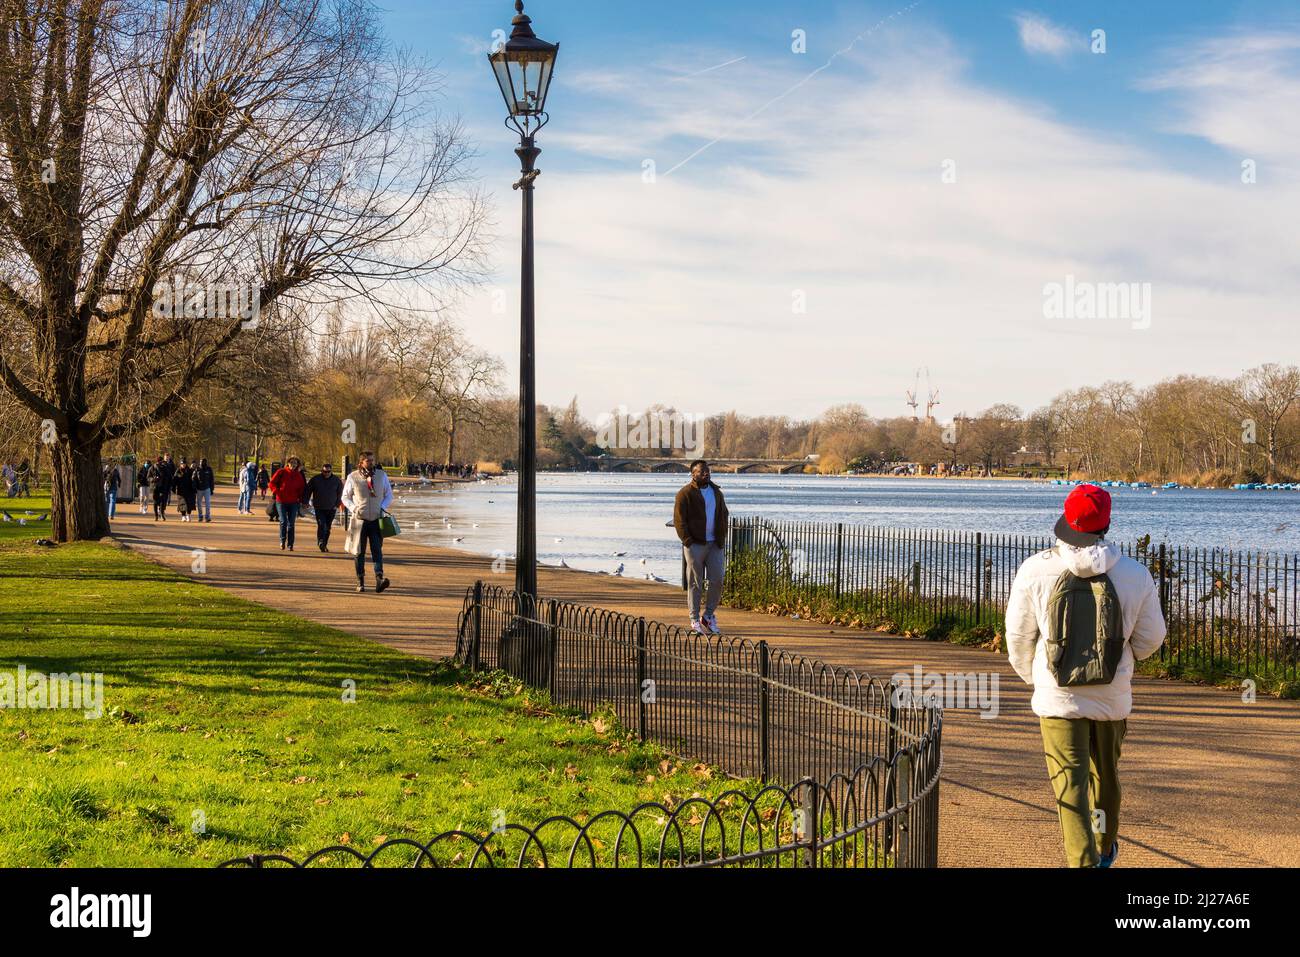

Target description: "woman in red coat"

left=268, top=456, right=307, bottom=551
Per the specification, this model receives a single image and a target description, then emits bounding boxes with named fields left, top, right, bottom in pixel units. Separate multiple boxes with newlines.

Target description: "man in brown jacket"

left=673, top=460, right=729, bottom=634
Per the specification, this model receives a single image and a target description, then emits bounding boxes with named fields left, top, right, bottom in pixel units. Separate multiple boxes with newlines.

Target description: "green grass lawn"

left=0, top=492, right=51, bottom=544
left=0, top=539, right=758, bottom=867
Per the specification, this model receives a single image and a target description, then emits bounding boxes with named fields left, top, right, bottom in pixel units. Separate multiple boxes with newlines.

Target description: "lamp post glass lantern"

left=490, top=1, right=558, bottom=598
left=490, top=1, right=558, bottom=135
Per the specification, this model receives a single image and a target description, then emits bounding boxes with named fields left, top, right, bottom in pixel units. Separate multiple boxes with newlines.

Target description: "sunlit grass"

left=0, top=540, right=754, bottom=866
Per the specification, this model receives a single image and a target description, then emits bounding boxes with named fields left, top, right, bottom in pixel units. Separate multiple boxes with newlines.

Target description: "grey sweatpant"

left=684, top=541, right=725, bottom=621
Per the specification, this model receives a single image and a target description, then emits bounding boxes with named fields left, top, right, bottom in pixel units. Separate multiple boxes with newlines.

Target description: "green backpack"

left=1045, top=571, right=1126, bottom=687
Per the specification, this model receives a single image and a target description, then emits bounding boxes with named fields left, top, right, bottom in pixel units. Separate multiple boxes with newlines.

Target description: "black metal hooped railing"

left=220, top=582, right=942, bottom=869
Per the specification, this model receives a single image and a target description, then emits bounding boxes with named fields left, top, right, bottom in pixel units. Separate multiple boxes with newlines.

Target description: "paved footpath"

left=111, top=487, right=1300, bottom=867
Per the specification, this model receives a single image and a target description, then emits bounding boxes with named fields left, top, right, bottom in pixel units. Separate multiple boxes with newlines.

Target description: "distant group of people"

left=130, top=453, right=215, bottom=523
left=235, top=461, right=271, bottom=513
left=106, top=450, right=394, bottom=593
left=408, top=462, right=477, bottom=480
left=2, top=459, right=32, bottom=497
left=252, top=453, right=392, bottom=592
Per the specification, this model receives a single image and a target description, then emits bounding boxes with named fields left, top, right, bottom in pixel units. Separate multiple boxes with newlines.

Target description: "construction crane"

left=906, top=369, right=921, bottom=422
left=925, top=369, right=940, bottom=423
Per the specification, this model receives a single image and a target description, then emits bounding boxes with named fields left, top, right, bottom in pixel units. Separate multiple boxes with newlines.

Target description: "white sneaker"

left=689, top=619, right=704, bottom=634
left=703, top=615, right=722, bottom=635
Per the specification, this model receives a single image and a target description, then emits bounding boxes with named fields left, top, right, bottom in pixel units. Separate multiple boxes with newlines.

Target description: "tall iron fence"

left=726, top=517, right=1300, bottom=683
left=223, top=585, right=942, bottom=869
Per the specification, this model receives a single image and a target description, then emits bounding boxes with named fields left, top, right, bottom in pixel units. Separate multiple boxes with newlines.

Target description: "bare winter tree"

left=378, top=308, right=502, bottom=466
left=0, top=0, right=486, bottom=540
left=1222, top=363, right=1300, bottom=483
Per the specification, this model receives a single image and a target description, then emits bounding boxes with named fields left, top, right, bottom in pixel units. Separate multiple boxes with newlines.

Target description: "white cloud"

left=458, top=34, right=493, bottom=57
left=1141, top=32, right=1300, bottom=169
left=458, top=27, right=1300, bottom=422
left=1013, top=12, right=1079, bottom=59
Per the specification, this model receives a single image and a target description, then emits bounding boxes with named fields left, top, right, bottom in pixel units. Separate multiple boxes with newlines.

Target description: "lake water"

left=391, top=474, right=1299, bottom=584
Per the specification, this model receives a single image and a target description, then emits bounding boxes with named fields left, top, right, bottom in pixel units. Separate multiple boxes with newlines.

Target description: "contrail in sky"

left=673, top=55, right=748, bottom=79
left=662, top=1, right=924, bottom=178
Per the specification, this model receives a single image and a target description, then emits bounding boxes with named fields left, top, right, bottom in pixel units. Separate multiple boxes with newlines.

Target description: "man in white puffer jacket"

left=1005, top=484, right=1166, bottom=868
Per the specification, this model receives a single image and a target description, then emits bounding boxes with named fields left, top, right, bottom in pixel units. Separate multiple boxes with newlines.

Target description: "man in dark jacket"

left=150, top=454, right=171, bottom=521
left=157, top=452, right=176, bottom=508
left=305, top=462, right=344, bottom=552
left=672, top=460, right=729, bottom=635
left=103, top=462, right=121, bottom=519
left=194, top=457, right=216, bottom=523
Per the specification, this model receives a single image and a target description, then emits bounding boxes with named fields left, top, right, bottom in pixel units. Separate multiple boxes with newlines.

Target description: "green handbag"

left=379, top=511, right=401, bottom=538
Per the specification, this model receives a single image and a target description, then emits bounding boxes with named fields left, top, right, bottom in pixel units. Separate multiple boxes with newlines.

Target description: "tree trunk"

left=444, top=413, right=458, bottom=467
left=50, top=431, right=110, bottom=542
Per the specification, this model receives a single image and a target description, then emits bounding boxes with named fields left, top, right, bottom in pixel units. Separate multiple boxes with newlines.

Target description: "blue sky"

left=377, top=0, right=1300, bottom=422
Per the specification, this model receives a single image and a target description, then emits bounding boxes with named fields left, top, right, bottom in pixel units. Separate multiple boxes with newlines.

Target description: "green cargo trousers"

left=1039, top=716, right=1126, bottom=867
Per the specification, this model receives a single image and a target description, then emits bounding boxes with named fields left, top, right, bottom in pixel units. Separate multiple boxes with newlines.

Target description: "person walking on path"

left=15, top=458, right=30, bottom=497
left=150, top=455, right=171, bottom=521
left=194, top=458, right=215, bottom=523
left=174, top=462, right=198, bottom=522
left=157, top=452, right=176, bottom=509
left=256, top=465, right=270, bottom=500
left=673, top=459, right=730, bottom=635
left=305, top=462, right=344, bottom=552
left=268, top=457, right=307, bottom=551
left=342, top=451, right=392, bottom=593
left=138, top=458, right=151, bottom=514
left=103, top=462, right=120, bottom=519
left=237, top=461, right=257, bottom=514
left=2, top=462, right=16, bottom=497
left=1005, top=483, right=1167, bottom=869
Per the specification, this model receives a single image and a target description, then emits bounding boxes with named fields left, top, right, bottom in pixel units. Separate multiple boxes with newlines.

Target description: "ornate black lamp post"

left=490, top=1, right=558, bottom=598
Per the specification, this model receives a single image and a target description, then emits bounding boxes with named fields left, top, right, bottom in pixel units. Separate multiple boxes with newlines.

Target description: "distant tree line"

left=546, top=363, right=1300, bottom=484
left=6, top=347, right=1294, bottom=495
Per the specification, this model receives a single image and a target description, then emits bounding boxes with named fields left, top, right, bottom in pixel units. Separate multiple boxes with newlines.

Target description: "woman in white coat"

left=342, top=451, right=393, bottom=593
